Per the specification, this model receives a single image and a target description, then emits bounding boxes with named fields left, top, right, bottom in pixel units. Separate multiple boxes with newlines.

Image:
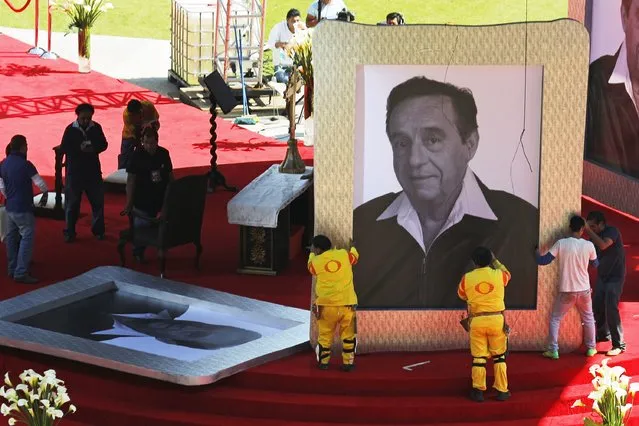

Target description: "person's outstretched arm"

left=535, top=241, right=559, bottom=266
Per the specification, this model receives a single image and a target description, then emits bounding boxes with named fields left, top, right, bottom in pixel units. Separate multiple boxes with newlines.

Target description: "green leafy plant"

left=49, top=0, right=114, bottom=32
left=287, top=29, right=314, bottom=118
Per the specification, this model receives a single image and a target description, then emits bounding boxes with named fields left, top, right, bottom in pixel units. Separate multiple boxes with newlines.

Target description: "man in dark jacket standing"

left=60, top=103, right=108, bottom=242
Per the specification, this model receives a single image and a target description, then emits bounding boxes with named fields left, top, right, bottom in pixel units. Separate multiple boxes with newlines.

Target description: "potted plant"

left=288, top=29, right=314, bottom=146
left=49, top=0, right=114, bottom=73
left=572, top=359, right=639, bottom=425
left=0, top=369, right=76, bottom=425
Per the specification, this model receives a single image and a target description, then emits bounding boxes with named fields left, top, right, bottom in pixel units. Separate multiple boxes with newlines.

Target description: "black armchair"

left=117, top=174, right=208, bottom=277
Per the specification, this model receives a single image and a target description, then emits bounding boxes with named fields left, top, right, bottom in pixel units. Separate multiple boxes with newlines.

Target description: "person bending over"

left=536, top=215, right=598, bottom=360
left=458, top=246, right=511, bottom=403
left=121, top=127, right=174, bottom=263
left=585, top=211, right=627, bottom=356
left=119, top=99, right=160, bottom=169
left=308, top=235, right=359, bottom=371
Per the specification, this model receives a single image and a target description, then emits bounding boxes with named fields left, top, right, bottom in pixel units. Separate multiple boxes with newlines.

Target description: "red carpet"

left=0, top=34, right=313, bottom=178
left=1, top=34, right=639, bottom=425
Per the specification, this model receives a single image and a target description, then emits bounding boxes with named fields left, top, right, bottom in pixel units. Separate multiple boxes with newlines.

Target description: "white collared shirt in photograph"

left=376, top=167, right=498, bottom=253
left=609, top=41, right=639, bottom=115
left=266, top=21, right=295, bottom=68
left=307, top=0, right=347, bottom=21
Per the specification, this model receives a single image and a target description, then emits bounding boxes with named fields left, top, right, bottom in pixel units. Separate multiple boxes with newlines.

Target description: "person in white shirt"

left=306, top=0, right=347, bottom=28
left=266, top=8, right=304, bottom=84
left=535, top=215, right=599, bottom=359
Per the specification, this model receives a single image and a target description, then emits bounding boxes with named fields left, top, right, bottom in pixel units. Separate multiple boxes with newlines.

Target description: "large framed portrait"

left=311, top=20, right=590, bottom=352
left=353, top=65, right=542, bottom=310
left=582, top=0, right=639, bottom=217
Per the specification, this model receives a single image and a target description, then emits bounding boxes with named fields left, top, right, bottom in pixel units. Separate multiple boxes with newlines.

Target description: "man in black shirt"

left=585, top=211, right=627, bottom=356
left=60, top=103, right=108, bottom=242
left=122, top=127, right=174, bottom=262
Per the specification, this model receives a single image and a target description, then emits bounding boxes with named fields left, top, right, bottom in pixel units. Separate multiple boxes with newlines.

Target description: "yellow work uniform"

left=308, top=246, right=359, bottom=366
left=458, top=259, right=511, bottom=393
left=122, top=100, right=160, bottom=140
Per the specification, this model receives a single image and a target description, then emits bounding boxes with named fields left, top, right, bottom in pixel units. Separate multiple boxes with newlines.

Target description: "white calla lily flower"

left=571, top=399, right=586, bottom=408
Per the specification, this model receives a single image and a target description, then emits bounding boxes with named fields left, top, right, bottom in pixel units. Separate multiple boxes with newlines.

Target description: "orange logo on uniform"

left=324, top=260, right=342, bottom=273
left=474, top=281, right=495, bottom=295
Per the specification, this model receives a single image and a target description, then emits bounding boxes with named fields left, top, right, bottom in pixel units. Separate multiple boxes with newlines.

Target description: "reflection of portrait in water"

left=96, top=311, right=262, bottom=350
left=17, top=290, right=280, bottom=362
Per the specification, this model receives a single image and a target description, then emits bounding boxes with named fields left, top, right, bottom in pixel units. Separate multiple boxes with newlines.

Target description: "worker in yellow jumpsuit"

left=308, top=235, right=359, bottom=372
left=119, top=99, right=160, bottom=169
left=458, top=246, right=511, bottom=402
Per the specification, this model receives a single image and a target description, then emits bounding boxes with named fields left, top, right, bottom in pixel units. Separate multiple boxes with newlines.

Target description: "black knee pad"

left=493, top=354, right=506, bottom=364
left=472, top=356, right=488, bottom=368
left=343, top=337, right=357, bottom=354
left=315, top=344, right=331, bottom=363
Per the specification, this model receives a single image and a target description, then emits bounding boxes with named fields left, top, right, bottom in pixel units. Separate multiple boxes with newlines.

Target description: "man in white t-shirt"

left=266, top=9, right=304, bottom=84
left=306, top=0, right=348, bottom=28
left=535, top=215, right=599, bottom=359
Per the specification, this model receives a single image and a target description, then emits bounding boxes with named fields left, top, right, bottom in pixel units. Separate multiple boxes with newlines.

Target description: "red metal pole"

left=46, top=0, right=52, bottom=52
left=34, top=0, right=39, bottom=48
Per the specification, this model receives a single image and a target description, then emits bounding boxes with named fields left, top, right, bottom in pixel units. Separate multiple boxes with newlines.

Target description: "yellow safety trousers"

left=469, top=315, right=508, bottom=393
left=316, top=305, right=356, bottom=365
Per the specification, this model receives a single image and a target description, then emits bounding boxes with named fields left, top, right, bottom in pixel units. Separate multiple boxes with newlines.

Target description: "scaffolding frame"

left=214, top=0, right=267, bottom=87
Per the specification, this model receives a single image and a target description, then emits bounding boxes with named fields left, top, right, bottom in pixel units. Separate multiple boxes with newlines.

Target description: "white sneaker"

left=606, top=348, right=624, bottom=356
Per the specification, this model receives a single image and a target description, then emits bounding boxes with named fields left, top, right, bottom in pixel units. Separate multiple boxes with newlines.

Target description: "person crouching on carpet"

left=458, top=246, right=511, bottom=402
left=308, top=235, right=359, bottom=372
left=120, top=127, right=174, bottom=263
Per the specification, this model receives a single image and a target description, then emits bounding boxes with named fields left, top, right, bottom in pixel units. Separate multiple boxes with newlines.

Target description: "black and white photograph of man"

left=352, top=65, right=543, bottom=309
left=586, top=0, right=639, bottom=180
left=17, top=290, right=290, bottom=362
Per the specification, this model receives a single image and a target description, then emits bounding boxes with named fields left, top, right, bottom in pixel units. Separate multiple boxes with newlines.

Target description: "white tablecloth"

left=227, top=165, right=313, bottom=228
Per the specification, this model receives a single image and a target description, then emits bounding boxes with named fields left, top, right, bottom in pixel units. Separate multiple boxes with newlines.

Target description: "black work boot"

left=470, top=388, right=484, bottom=402
left=496, top=391, right=511, bottom=401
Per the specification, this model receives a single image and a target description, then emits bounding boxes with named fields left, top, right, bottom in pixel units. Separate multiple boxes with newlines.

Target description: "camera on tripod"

left=336, top=8, right=355, bottom=22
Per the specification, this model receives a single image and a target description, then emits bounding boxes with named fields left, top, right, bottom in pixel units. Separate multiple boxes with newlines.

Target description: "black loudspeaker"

left=200, top=71, right=238, bottom=114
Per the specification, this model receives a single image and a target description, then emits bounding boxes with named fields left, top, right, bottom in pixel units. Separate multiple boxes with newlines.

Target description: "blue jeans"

left=547, top=290, right=596, bottom=352
left=119, top=138, right=137, bottom=169
left=274, top=65, right=292, bottom=84
left=593, top=277, right=625, bottom=350
left=5, top=211, right=35, bottom=278
left=64, top=178, right=105, bottom=237
left=133, top=209, right=158, bottom=257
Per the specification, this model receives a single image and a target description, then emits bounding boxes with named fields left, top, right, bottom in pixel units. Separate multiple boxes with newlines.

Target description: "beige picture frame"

left=310, top=19, right=591, bottom=353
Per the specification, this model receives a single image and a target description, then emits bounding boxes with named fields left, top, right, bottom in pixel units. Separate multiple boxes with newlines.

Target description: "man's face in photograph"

left=622, top=0, right=639, bottom=77
left=387, top=95, right=476, bottom=209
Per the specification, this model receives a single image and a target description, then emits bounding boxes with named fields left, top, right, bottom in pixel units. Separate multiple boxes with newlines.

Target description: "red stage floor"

left=0, top=35, right=313, bottom=178
left=1, top=34, right=639, bottom=425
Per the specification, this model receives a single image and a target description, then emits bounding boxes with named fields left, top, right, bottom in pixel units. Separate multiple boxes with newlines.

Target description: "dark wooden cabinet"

left=237, top=186, right=313, bottom=275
